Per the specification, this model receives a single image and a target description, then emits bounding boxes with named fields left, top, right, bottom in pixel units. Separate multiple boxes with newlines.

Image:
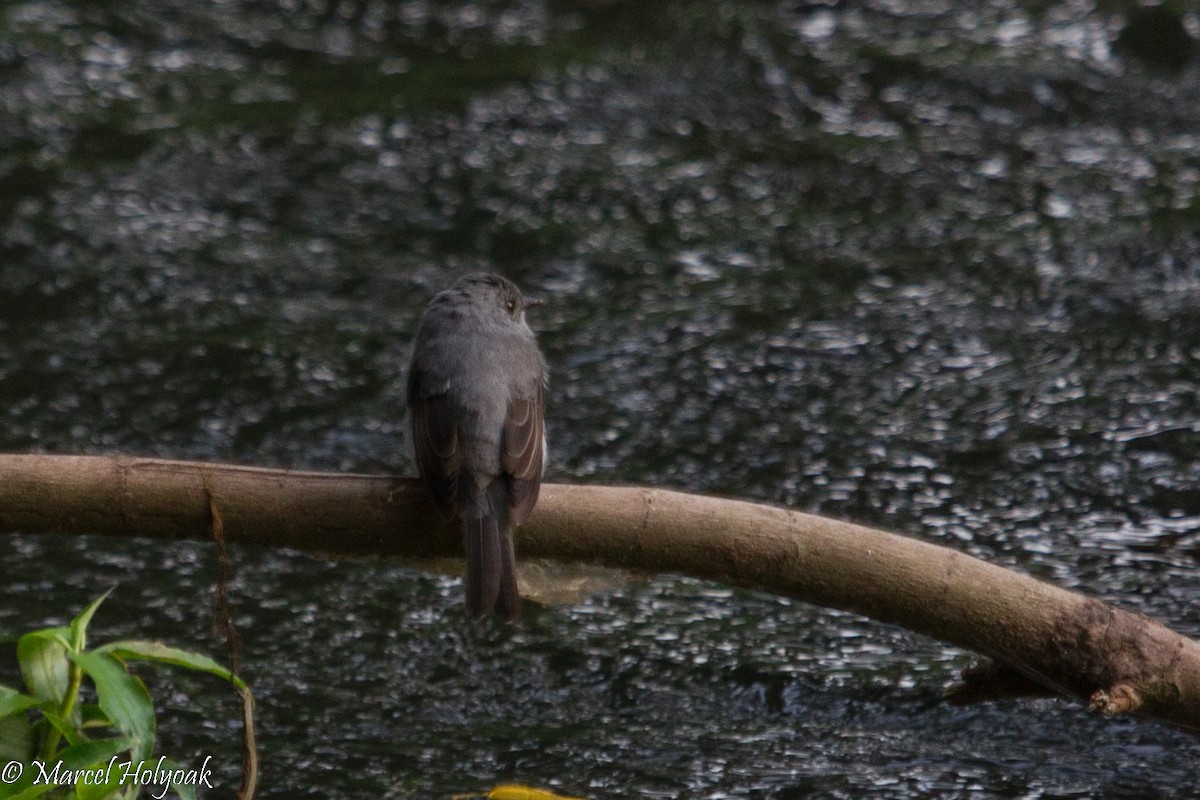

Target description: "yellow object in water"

left=488, top=784, right=586, bottom=800
left=449, top=785, right=586, bottom=800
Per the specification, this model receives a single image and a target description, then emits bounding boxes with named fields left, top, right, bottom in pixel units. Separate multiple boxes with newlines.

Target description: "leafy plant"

left=0, top=590, right=250, bottom=800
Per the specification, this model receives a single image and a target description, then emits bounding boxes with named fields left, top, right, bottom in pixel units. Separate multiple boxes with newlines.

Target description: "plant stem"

left=39, top=649, right=83, bottom=762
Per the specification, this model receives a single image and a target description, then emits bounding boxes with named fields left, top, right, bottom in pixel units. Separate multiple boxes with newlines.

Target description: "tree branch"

left=1, top=454, right=1197, bottom=733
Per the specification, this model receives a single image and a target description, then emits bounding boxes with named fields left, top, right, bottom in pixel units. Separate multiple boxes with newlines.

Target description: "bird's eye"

left=505, top=299, right=517, bottom=314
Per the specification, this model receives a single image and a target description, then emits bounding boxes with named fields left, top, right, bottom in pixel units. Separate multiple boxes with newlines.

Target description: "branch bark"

left=1, top=454, right=1197, bottom=732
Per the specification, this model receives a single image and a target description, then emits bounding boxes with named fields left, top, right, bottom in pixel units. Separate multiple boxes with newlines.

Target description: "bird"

left=407, top=273, right=547, bottom=621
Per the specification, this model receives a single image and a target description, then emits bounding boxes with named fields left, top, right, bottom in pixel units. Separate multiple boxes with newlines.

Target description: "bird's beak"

left=522, top=297, right=544, bottom=310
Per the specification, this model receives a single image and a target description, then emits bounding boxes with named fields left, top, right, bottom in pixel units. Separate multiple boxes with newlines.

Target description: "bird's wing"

left=502, top=378, right=544, bottom=526
left=408, top=367, right=459, bottom=513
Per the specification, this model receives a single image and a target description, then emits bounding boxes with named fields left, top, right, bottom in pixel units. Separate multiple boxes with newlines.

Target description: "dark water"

left=3, top=1, right=1200, bottom=797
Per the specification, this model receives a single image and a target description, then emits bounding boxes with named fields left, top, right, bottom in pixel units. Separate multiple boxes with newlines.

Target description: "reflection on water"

left=2, top=1, right=1199, bottom=796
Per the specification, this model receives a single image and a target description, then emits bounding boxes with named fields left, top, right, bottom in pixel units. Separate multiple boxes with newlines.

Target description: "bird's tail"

left=461, top=481, right=520, bottom=621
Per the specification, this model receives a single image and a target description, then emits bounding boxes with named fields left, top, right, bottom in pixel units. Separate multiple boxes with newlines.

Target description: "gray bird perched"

left=407, top=273, right=547, bottom=621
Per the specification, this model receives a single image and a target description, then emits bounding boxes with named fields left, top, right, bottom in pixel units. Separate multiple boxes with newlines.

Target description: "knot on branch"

left=1088, top=683, right=1142, bottom=716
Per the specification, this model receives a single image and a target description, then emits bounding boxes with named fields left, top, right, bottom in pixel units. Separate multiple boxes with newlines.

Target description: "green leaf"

left=40, top=709, right=85, bottom=747
left=0, top=713, right=34, bottom=763
left=66, top=653, right=154, bottom=764
left=0, top=691, right=39, bottom=720
left=0, top=687, right=39, bottom=762
left=68, top=589, right=115, bottom=653
left=16, top=628, right=70, bottom=706
left=57, top=736, right=134, bottom=771
left=0, top=784, right=54, bottom=800
left=80, top=704, right=112, bottom=729
left=74, top=780, right=125, bottom=800
left=98, top=641, right=248, bottom=691
left=59, top=740, right=136, bottom=800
